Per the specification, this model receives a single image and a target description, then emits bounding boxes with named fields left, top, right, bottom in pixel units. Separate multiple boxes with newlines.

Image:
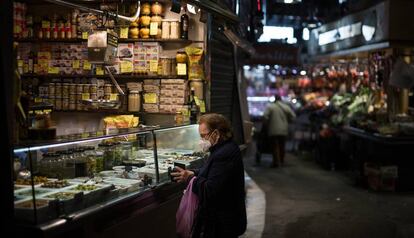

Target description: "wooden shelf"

left=14, top=38, right=195, bottom=44
left=52, top=110, right=176, bottom=115
left=20, top=74, right=187, bottom=80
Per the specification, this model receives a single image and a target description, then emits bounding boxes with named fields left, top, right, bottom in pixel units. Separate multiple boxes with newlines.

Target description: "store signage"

left=318, top=22, right=362, bottom=46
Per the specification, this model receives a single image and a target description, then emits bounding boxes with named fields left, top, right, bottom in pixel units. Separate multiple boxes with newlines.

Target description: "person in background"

left=263, top=94, right=296, bottom=167
left=171, top=113, right=247, bottom=238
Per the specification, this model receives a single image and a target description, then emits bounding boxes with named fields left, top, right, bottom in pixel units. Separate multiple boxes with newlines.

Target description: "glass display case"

left=13, top=124, right=202, bottom=225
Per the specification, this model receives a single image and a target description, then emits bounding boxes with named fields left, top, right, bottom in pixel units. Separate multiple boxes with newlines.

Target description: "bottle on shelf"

left=51, top=14, right=58, bottom=39
left=28, top=51, right=34, bottom=74
left=189, top=87, right=199, bottom=124
left=65, top=14, right=72, bottom=39
left=180, top=7, right=189, bottom=40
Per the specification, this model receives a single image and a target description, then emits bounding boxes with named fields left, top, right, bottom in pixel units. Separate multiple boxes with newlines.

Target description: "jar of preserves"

left=62, top=83, right=69, bottom=98
left=90, top=84, right=97, bottom=93
left=160, top=57, right=171, bottom=76
left=83, top=84, right=90, bottom=93
left=62, top=98, right=69, bottom=111
left=151, top=15, right=162, bottom=26
left=151, top=2, right=163, bottom=15
left=69, top=83, right=76, bottom=94
left=176, top=51, right=187, bottom=63
left=140, top=15, right=151, bottom=27
left=128, top=90, right=141, bottom=112
left=104, top=84, right=112, bottom=94
left=76, top=84, right=83, bottom=93
left=48, top=83, right=56, bottom=95
left=55, top=98, right=62, bottom=110
left=141, top=2, right=151, bottom=15
left=140, top=27, right=150, bottom=39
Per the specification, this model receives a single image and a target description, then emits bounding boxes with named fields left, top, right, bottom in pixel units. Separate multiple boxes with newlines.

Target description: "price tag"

left=120, top=61, right=133, bottom=73
left=150, top=22, right=158, bottom=35
left=38, top=59, right=49, bottom=68
left=177, top=63, right=187, bottom=75
left=81, top=93, right=90, bottom=100
left=34, top=97, right=43, bottom=103
left=82, top=32, right=88, bottom=39
left=110, top=93, right=118, bottom=101
left=72, top=60, right=80, bottom=69
left=199, top=100, right=206, bottom=113
left=96, top=66, right=104, bottom=75
left=120, top=27, right=129, bottom=39
left=48, top=67, right=59, bottom=74
left=41, top=21, right=50, bottom=28
left=149, top=60, right=158, bottom=72
left=83, top=60, right=91, bottom=70
left=144, top=93, right=157, bottom=104
left=17, top=60, right=24, bottom=67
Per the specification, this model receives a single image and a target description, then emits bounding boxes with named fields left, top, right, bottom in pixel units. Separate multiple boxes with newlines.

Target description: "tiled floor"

left=242, top=144, right=414, bottom=238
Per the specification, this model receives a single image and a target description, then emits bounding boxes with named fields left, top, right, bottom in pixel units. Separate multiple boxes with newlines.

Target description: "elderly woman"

left=171, top=113, right=247, bottom=238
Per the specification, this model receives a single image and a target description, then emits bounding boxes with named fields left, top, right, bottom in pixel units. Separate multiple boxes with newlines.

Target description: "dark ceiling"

left=266, top=0, right=384, bottom=28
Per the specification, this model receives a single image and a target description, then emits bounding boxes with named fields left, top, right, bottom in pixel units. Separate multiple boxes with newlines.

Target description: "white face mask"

left=199, top=138, right=212, bottom=152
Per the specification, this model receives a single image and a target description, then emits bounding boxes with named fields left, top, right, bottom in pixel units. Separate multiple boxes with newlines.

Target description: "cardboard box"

left=161, top=79, right=186, bottom=85
left=364, top=163, right=398, bottom=192
left=143, top=85, right=160, bottom=92
left=159, top=97, right=186, bottom=105
left=143, top=103, right=159, bottom=113
left=160, top=89, right=186, bottom=98
left=160, top=84, right=187, bottom=90
left=126, top=82, right=143, bottom=91
left=144, top=79, right=161, bottom=86
left=159, top=104, right=185, bottom=113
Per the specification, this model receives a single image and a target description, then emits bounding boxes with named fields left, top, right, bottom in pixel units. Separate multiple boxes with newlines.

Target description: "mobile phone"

left=174, top=162, right=186, bottom=170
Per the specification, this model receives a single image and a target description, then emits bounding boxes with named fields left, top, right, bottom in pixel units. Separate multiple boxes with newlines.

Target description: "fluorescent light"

left=284, top=0, right=294, bottom=3
left=303, top=27, right=310, bottom=41
left=292, top=98, right=298, bottom=104
left=258, top=26, right=295, bottom=43
left=243, top=65, right=251, bottom=70
left=300, top=70, right=307, bottom=75
left=269, top=96, right=275, bottom=102
left=187, top=4, right=197, bottom=14
left=265, top=65, right=270, bottom=70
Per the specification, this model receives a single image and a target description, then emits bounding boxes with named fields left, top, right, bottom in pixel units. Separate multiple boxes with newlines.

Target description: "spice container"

left=128, top=90, right=141, bottom=112
left=160, top=57, right=171, bottom=76
left=69, top=83, right=76, bottom=94
left=69, top=93, right=76, bottom=101
left=90, top=84, right=97, bottom=93
left=76, top=93, right=83, bottom=110
left=55, top=98, right=62, bottom=110
left=83, top=84, right=90, bottom=93
left=104, top=84, right=112, bottom=94
left=55, top=83, right=62, bottom=98
left=48, top=83, right=56, bottom=95
left=62, top=83, right=69, bottom=98
left=76, top=84, right=83, bottom=93
left=62, top=98, right=69, bottom=110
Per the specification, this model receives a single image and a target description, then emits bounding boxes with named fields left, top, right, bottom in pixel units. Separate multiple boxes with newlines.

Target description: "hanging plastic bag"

left=176, top=176, right=199, bottom=238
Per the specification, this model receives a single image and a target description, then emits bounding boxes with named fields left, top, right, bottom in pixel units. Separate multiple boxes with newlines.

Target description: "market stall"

left=6, top=0, right=249, bottom=237
left=307, top=0, right=414, bottom=191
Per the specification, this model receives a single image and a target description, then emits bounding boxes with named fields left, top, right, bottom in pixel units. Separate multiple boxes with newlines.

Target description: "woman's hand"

left=170, top=167, right=194, bottom=183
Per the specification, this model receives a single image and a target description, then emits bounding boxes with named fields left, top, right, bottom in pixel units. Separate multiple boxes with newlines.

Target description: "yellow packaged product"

left=185, top=47, right=204, bottom=80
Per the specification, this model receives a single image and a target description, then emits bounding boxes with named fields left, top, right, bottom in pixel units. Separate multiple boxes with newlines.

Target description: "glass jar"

left=98, top=143, right=115, bottom=170
left=160, top=57, right=171, bottom=76
left=59, top=150, right=75, bottom=179
left=95, top=151, right=104, bottom=173
left=176, top=51, right=187, bottom=63
left=83, top=146, right=97, bottom=176
left=121, top=141, right=133, bottom=161
left=128, top=90, right=141, bottom=112
left=73, top=148, right=88, bottom=177
left=151, top=2, right=163, bottom=15
left=113, top=142, right=123, bottom=166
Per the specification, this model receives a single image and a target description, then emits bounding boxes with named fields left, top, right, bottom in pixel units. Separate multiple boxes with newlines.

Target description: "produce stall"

left=307, top=0, right=414, bottom=190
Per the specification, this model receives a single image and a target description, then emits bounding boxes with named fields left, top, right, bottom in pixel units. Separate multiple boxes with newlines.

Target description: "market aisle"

left=243, top=144, right=414, bottom=238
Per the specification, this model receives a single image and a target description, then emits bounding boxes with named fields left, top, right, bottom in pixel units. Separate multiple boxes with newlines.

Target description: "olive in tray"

left=41, top=180, right=70, bottom=188
left=44, top=191, right=80, bottom=201
left=15, top=199, right=49, bottom=209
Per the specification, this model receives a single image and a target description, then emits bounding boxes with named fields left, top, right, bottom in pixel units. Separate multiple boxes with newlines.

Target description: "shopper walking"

left=171, top=113, right=247, bottom=238
left=263, top=94, right=296, bottom=167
